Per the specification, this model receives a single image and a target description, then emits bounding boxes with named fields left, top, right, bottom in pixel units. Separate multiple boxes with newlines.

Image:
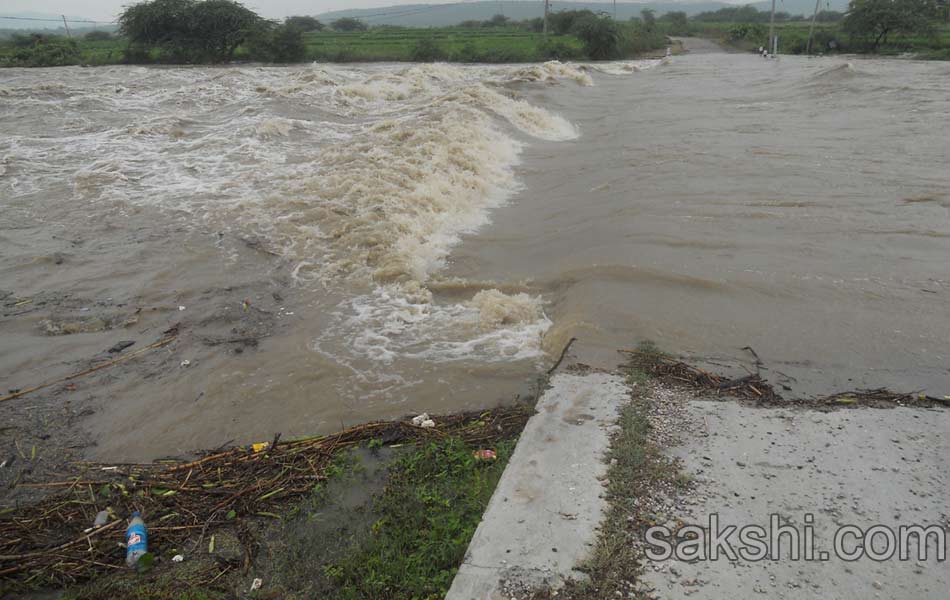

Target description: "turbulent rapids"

left=0, top=59, right=661, bottom=459
left=2, top=53, right=949, bottom=462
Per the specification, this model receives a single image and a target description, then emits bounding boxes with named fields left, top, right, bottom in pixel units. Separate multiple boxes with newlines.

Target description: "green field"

left=691, top=21, right=950, bottom=57
left=0, top=28, right=591, bottom=67
left=296, top=28, right=585, bottom=62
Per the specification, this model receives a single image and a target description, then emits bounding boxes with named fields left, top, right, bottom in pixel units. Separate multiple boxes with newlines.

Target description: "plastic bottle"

left=125, top=511, right=148, bottom=568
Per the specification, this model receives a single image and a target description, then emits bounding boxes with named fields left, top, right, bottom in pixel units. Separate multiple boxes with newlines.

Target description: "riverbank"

left=7, top=346, right=946, bottom=599
left=0, top=405, right=534, bottom=599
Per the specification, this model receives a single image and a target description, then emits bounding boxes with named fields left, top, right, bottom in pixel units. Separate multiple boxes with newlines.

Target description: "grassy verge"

left=11, top=410, right=525, bottom=600
left=324, top=436, right=516, bottom=599
left=526, top=345, right=690, bottom=600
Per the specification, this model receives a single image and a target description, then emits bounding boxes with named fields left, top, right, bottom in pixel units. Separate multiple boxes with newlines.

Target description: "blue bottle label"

left=126, top=524, right=147, bottom=556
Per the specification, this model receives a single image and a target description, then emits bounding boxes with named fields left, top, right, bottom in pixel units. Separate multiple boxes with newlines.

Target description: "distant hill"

left=316, top=1, right=849, bottom=27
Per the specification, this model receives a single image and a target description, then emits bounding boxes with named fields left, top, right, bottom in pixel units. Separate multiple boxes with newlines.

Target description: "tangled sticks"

left=622, top=348, right=949, bottom=409
left=0, top=406, right=531, bottom=588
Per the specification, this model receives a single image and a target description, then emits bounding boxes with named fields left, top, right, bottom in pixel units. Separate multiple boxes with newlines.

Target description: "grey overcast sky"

left=1, top=0, right=455, bottom=22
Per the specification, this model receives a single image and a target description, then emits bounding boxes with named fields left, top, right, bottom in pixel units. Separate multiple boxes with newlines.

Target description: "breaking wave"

left=0, top=59, right=656, bottom=368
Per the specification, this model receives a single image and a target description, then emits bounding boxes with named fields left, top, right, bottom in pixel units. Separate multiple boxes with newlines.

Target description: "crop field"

left=0, top=28, right=586, bottom=66
left=299, top=28, right=584, bottom=62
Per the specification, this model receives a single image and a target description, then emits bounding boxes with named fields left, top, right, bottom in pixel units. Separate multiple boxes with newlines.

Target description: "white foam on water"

left=0, top=60, right=650, bottom=370
left=587, top=58, right=668, bottom=76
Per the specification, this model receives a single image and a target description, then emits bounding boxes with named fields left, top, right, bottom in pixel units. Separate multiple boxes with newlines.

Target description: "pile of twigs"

left=622, top=349, right=782, bottom=403
left=0, top=406, right=530, bottom=588
left=622, top=349, right=949, bottom=409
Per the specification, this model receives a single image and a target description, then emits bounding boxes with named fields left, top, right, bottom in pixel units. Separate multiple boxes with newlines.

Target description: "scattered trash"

left=250, top=578, right=263, bottom=591
left=171, top=554, right=184, bottom=563
left=411, top=413, right=430, bottom=426
left=125, top=512, right=148, bottom=568
left=178, top=305, right=186, bottom=311
left=473, top=449, right=497, bottom=461
left=251, top=442, right=269, bottom=453
left=208, top=534, right=215, bottom=554
left=0, top=407, right=533, bottom=585
left=242, top=299, right=250, bottom=311
left=93, top=510, right=109, bottom=528
left=107, top=340, right=136, bottom=354
left=420, top=419, right=435, bottom=429
left=180, top=360, right=191, bottom=368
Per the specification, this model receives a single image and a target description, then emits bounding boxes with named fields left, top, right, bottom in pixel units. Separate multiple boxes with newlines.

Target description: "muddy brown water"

left=1, top=51, right=948, bottom=463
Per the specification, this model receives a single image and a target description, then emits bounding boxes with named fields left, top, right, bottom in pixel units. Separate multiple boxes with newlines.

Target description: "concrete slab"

left=642, top=400, right=950, bottom=599
left=446, top=372, right=629, bottom=600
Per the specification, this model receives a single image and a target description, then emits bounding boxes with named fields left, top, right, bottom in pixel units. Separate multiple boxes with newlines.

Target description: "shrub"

left=521, top=17, right=544, bottom=33
left=409, top=37, right=446, bottom=62
left=331, top=17, right=367, bottom=32
left=84, top=30, right=114, bottom=41
left=284, top=15, right=323, bottom=31
left=573, top=13, right=625, bottom=60
left=7, top=36, right=81, bottom=66
left=451, top=42, right=479, bottom=62
left=246, top=22, right=306, bottom=62
left=119, top=0, right=261, bottom=63
left=548, top=9, right=596, bottom=35
left=665, top=11, right=689, bottom=36
left=537, top=39, right=584, bottom=60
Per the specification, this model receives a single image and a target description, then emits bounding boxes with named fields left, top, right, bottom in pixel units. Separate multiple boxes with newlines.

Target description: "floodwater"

left=1, top=50, right=948, bottom=461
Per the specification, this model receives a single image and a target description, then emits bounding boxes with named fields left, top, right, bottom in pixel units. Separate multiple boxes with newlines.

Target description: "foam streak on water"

left=1, top=61, right=663, bottom=379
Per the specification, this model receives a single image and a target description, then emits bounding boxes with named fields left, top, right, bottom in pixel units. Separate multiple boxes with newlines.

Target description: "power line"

left=0, top=15, right=116, bottom=24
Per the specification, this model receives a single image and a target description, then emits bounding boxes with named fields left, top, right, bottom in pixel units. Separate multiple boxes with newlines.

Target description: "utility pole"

left=61, top=14, right=72, bottom=38
left=543, top=0, right=549, bottom=40
left=768, top=0, right=776, bottom=54
left=806, top=0, right=821, bottom=54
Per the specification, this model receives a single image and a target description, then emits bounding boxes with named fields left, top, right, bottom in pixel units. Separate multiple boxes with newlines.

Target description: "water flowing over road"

left=2, top=51, right=948, bottom=460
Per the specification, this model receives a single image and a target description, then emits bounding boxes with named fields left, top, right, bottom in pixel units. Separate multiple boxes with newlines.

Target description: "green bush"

left=84, top=30, right=114, bottom=41
left=619, top=21, right=668, bottom=55
left=549, top=9, right=596, bottom=35
left=119, top=0, right=260, bottom=63
left=331, top=17, right=367, bottom=32
left=285, top=15, right=323, bottom=32
left=4, top=36, right=81, bottom=66
left=409, top=37, right=447, bottom=61
left=246, top=22, right=306, bottom=62
left=538, top=38, right=584, bottom=60
left=573, top=13, right=625, bottom=59
left=450, top=41, right=480, bottom=62
left=728, top=23, right=767, bottom=43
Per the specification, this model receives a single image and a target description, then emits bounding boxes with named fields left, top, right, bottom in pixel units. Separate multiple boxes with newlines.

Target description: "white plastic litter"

left=420, top=419, right=436, bottom=429
left=172, top=554, right=185, bottom=563
left=411, top=413, right=430, bottom=426
left=93, top=510, right=109, bottom=527
left=250, top=578, right=263, bottom=591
